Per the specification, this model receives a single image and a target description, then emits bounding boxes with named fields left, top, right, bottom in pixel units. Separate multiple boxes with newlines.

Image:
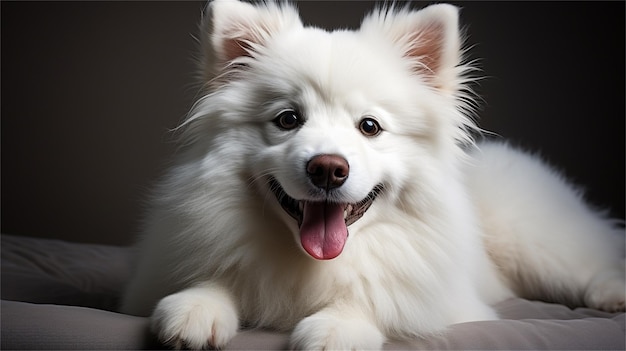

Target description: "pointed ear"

left=360, top=4, right=462, bottom=92
left=199, top=0, right=303, bottom=82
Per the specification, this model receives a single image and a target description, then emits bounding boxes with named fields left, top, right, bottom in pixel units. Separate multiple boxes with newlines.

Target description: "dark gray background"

left=2, top=1, right=624, bottom=246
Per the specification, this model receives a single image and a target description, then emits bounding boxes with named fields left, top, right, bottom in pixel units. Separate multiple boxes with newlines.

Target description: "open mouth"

left=268, top=177, right=383, bottom=260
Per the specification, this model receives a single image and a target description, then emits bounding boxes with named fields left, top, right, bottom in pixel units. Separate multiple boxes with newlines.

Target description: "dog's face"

left=188, top=0, right=473, bottom=260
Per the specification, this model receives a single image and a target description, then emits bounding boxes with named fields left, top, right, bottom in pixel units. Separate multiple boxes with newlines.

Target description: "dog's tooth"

left=298, top=201, right=304, bottom=212
left=344, top=204, right=352, bottom=219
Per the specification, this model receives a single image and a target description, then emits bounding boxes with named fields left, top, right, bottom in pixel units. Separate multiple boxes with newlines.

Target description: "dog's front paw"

left=289, top=310, right=384, bottom=350
left=151, top=283, right=239, bottom=349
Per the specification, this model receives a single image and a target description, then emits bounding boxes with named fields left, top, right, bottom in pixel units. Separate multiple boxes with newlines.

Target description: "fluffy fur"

left=120, top=1, right=625, bottom=349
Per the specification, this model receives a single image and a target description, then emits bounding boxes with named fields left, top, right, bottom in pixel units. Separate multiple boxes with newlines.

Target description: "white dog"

left=120, top=1, right=625, bottom=349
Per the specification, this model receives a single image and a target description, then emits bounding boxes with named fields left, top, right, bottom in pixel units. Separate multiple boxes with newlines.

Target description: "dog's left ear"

left=199, top=0, right=303, bottom=83
left=360, top=4, right=462, bottom=92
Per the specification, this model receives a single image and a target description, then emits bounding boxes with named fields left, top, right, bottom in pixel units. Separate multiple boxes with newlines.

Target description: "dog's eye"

left=358, top=117, right=382, bottom=137
left=273, top=110, right=301, bottom=131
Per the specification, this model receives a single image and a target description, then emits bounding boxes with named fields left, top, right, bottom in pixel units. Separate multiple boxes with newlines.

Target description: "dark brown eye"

left=358, top=117, right=382, bottom=137
left=273, top=110, right=301, bottom=130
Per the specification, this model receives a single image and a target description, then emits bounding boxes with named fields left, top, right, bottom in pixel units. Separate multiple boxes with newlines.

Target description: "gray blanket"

left=2, top=234, right=624, bottom=350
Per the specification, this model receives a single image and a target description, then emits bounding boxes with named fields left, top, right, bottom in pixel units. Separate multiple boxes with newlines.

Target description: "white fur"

left=120, top=1, right=625, bottom=349
left=151, top=283, right=238, bottom=349
left=466, top=143, right=625, bottom=310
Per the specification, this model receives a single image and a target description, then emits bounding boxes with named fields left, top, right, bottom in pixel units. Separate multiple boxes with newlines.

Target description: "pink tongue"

left=300, top=202, right=347, bottom=260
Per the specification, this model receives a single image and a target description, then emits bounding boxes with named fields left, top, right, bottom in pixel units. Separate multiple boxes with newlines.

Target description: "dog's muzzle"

left=268, top=154, right=383, bottom=260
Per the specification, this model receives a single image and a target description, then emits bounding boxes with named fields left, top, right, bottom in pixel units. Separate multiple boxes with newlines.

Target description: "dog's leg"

left=150, top=282, right=239, bottom=349
left=289, top=304, right=385, bottom=350
left=584, top=267, right=626, bottom=312
left=467, top=142, right=625, bottom=311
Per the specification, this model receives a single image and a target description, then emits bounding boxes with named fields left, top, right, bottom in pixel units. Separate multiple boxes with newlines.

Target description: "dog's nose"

left=306, top=154, right=349, bottom=190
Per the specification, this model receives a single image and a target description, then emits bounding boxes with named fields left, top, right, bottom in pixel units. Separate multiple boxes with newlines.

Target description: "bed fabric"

left=2, top=234, right=624, bottom=350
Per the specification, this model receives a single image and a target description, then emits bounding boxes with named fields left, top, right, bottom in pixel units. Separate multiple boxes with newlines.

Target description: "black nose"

left=306, top=154, right=349, bottom=190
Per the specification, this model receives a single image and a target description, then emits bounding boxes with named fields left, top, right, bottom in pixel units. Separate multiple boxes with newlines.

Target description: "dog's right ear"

left=199, top=0, right=302, bottom=84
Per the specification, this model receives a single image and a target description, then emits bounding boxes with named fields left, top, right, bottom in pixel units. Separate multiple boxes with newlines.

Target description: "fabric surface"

left=1, top=300, right=160, bottom=350
left=1, top=234, right=134, bottom=310
left=2, top=234, right=625, bottom=350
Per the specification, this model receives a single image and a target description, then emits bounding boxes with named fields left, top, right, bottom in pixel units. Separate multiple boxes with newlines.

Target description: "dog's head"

left=184, top=0, right=476, bottom=260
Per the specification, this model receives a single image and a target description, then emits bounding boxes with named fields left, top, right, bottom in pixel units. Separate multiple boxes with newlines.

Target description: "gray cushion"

left=2, top=234, right=624, bottom=350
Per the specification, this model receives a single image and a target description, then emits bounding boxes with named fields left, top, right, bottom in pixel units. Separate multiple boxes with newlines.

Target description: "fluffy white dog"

left=120, top=1, right=625, bottom=349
